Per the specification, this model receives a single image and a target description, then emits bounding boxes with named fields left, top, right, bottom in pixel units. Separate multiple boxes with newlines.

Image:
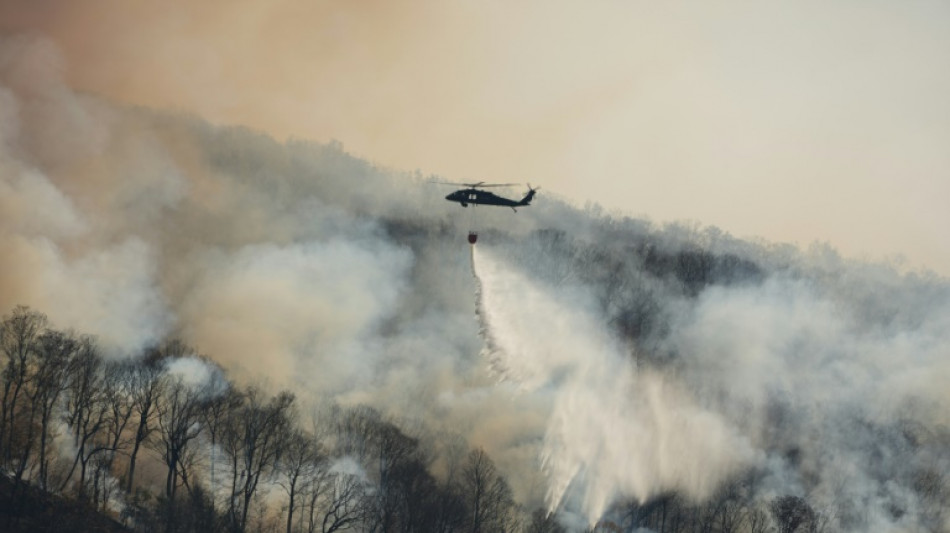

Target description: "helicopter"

left=441, top=182, right=538, bottom=211
left=435, top=182, right=539, bottom=244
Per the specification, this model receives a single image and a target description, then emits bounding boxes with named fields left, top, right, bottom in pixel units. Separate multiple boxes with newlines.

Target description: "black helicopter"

left=442, top=182, right=538, bottom=211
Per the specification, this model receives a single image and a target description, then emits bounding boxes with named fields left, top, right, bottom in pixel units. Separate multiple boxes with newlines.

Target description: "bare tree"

left=221, top=387, right=295, bottom=533
left=59, top=336, right=111, bottom=498
left=201, top=382, right=240, bottom=512
left=770, top=495, right=817, bottom=533
left=301, top=464, right=332, bottom=533
left=331, top=404, right=383, bottom=464
left=431, top=432, right=469, bottom=533
left=32, top=329, right=79, bottom=491
left=745, top=501, right=772, bottom=533
left=88, top=360, right=137, bottom=509
left=322, top=405, right=440, bottom=532
left=126, top=351, right=165, bottom=492
left=313, top=469, right=368, bottom=533
left=151, top=372, right=207, bottom=532
left=276, top=429, right=324, bottom=533
left=526, top=508, right=565, bottom=533
left=0, top=306, right=47, bottom=466
left=368, top=421, right=422, bottom=532
left=432, top=485, right=467, bottom=533
left=701, top=478, right=750, bottom=533
left=390, top=458, right=442, bottom=533
left=460, top=448, right=515, bottom=533
left=7, top=328, right=65, bottom=506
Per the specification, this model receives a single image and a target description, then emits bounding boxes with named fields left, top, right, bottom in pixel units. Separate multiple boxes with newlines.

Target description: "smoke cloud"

left=2, top=32, right=949, bottom=531
left=179, top=238, right=412, bottom=392
left=3, top=1, right=948, bottom=273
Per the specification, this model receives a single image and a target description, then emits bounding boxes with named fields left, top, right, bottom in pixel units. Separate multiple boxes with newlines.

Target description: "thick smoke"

left=179, top=238, right=412, bottom=392
left=664, top=272, right=950, bottom=530
left=0, top=34, right=172, bottom=353
left=0, top=32, right=533, bottom=497
left=3, top=33, right=949, bottom=531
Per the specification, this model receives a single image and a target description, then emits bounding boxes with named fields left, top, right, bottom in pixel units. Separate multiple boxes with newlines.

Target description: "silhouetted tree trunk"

left=33, top=329, right=79, bottom=490
left=277, top=429, right=324, bottom=533
left=318, top=471, right=367, bottom=533
left=0, top=306, right=47, bottom=467
left=461, top=448, right=515, bottom=533
left=201, top=382, right=239, bottom=514
left=126, top=355, right=164, bottom=493
left=152, top=373, right=206, bottom=533
left=59, top=337, right=110, bottom=498
left=221, top=387, right=294, bottom=533
left=86, top=360, right=136, bottom=510
left=369, top=421, right=420, bottom=532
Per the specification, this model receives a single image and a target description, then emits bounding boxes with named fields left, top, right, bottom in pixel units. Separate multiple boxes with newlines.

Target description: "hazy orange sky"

left=3, top=0, right=948, bottom=273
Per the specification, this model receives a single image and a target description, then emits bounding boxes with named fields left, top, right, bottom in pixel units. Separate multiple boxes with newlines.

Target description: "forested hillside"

left=0, top=309, right=526, bottom=532
left=2, top=33, right=949, bottom=532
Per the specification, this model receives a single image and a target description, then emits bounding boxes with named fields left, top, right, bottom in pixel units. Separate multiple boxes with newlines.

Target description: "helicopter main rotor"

left=431, top=181, right=520, bottom=188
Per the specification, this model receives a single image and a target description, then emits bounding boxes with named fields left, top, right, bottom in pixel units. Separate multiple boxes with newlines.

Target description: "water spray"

left=468, top=245, right=759, bottom=525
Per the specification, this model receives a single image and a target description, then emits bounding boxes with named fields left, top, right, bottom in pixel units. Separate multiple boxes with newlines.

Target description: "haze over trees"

left=0, top=305, right=528, bottom=532
left=2, top=206, right=948, bottom=532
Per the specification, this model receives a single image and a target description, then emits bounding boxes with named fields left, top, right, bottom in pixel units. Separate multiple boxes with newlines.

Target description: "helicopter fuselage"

left=445, top=188, right=535, bottom=210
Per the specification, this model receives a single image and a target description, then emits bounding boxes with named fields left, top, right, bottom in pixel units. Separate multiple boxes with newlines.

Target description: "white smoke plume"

left=0, top=34, right=172, bottom=355
left=163, top=354, right=228, bottom=395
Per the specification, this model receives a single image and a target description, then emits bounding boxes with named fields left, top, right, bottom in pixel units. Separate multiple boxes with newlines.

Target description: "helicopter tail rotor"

left=519, top=185, right=539, bottom=207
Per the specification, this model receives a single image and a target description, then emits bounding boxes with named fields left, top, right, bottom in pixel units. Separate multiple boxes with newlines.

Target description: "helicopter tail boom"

left=518, top=186, right=538, bottom=206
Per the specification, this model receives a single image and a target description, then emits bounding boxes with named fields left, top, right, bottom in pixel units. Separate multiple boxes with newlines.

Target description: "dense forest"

left=2, top=33, right=949, bottom=532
